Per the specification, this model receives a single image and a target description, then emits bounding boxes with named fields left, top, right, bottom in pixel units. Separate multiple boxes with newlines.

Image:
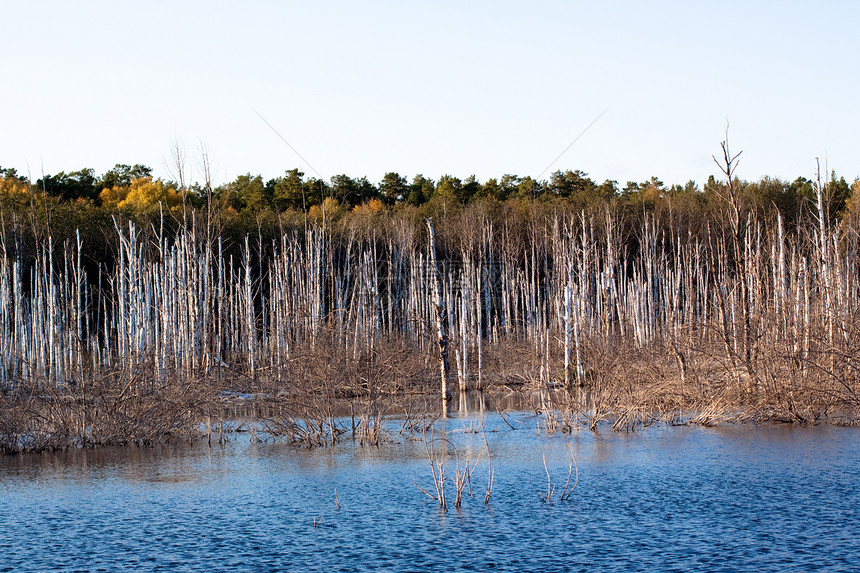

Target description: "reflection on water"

left=218, top=389, right=537, bottom=422
left=1, top=414, right=858, bottom=572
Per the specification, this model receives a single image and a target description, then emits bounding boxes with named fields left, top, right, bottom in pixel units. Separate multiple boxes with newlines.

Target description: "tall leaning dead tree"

left=426, top=217, right=451, bottom=403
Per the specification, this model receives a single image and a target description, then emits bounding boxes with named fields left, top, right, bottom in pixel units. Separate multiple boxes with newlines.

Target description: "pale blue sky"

left=2, top=1, right=857, bottom=187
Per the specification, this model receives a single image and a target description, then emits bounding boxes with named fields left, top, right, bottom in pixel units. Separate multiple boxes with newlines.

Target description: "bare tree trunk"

left=426, top=218, right=450, bottom=403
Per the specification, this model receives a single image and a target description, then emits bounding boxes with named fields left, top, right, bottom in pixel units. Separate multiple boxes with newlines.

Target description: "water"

left=1, top=412, right=858, bottom=572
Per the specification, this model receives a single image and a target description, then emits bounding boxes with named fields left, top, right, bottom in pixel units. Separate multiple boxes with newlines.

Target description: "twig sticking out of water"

left=481, top=418, right=494, bottom=504
left=413, top=426, right=448, bottom=510
left=414, top=419, right=497, bottom=510
left=540, top=446, right=579, bottom=503
left=491, top=397, right=517, bottom=430
left=453, top=456, right=476, bottom=508
left=539, top=454, right=555, bottom=502
left=335, top=487, right=341, bottom=509
left=484, top=464, right=495, bottom=505
left=559, top=446, right=579, bottom=501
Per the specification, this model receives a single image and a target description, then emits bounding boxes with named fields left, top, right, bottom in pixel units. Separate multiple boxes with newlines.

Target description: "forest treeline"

left=2, top=154, right=860, bottom=452
left=2, top=162, right=859, bottom=265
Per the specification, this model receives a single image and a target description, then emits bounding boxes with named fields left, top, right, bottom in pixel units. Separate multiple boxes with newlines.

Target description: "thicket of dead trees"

left=2, top=153, right=860, bottom=452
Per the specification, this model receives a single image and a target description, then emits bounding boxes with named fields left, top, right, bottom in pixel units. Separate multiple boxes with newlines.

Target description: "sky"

left=2, top=1, right=858, bottom=188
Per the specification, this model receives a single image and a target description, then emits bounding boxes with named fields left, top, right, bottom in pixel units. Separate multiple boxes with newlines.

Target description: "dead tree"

left=712, top=127, right=753, bottom=375
left=426, top=218, right=451, bottom=403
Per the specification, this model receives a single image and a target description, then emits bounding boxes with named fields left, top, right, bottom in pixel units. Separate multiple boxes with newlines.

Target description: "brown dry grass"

left=3, top=320, right=859, bottom=455
left=0, top=371, right=217, bottom=453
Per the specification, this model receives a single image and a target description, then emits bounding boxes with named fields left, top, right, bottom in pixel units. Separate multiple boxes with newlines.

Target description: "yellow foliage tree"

left=351, top=198, right=385, bottom=216
left=98, top=185, right=128, bottom=207
left=308, top=197, right=345, bottom=222
left=0, top=175, right=30, bottom=199
left=100, top=177, right=182, bottom=213
left=840, top=178, right=860, bottom=230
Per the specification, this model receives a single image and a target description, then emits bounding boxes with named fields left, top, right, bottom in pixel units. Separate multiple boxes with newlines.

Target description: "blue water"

left=1, top=413, right=858, bottom=572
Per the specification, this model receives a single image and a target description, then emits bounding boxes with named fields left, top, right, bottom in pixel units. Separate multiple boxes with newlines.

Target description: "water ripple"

left=1, top=419, right=858, bottom=572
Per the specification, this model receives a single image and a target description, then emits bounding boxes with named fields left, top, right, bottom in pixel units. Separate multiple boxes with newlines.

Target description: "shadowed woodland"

left=2, top=142, right=860, bottom=452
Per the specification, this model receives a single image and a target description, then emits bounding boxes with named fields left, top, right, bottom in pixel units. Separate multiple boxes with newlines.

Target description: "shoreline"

left=3, top=366, right=857, bottom=456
